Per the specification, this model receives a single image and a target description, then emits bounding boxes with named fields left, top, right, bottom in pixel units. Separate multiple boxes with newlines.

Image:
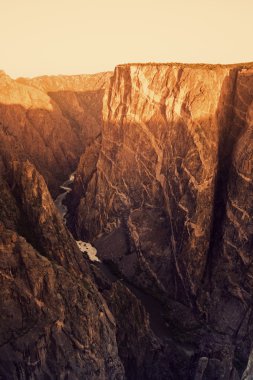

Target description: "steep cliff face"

left=201, top=68, right=253, bottom=368
left=91, top=269, right=194, bottom=380
left=0, top=71, right=111, bottom=195
left=77, top=63, right=253, bottom=297
left=0, top=157, right=124, bottom=379
left=73, top=63, right=253, bottom=378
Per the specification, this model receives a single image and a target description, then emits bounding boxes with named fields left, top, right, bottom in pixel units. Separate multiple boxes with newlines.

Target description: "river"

left=54, top=173, right=100, bottom=262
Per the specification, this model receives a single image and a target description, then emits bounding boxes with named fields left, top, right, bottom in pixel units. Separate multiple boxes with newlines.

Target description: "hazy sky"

left=0, top=0, right=252, bottom=78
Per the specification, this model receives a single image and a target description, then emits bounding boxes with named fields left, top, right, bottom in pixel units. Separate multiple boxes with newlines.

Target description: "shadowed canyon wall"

left=0, top=71, right=111, bottom=196
left=0, top=158, right=124, bottom=379
left=72, top=63, right=253, bottom=378
left=0, top=70, right=127, bottom=379
left=76, top=63, right=253, bottom=296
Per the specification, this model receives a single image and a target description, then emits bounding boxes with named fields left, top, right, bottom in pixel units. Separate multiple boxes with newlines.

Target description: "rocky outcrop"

left=0, top=71, right=111, bottom=196
left=73, top=63, right=253, bottom=378
left=0, top=158, right=124, bottom=379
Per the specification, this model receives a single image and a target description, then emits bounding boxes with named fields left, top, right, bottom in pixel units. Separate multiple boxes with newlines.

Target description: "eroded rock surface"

left=74, top=63, right=253, bottom=378
left=0, top=157, right=124, bottom=379
left=1, top=62, right=253, bottom=379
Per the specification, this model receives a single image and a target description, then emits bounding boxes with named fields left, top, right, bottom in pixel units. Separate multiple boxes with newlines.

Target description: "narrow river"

left=54, top=174, right=74, bottom=223
left=54, top=173, right=100, bottom=262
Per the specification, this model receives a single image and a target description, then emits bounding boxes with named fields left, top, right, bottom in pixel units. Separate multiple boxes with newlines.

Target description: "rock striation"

left=1, top=62, right=253, bottom=379
left=0, top=156, right=124, bottom=379
left=73, top=62, right=253, bottom=378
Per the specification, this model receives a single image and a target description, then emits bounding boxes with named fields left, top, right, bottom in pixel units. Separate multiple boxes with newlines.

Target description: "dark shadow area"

left=0, top=88, right=105, bottom=197
left=202, top=68, right=240, bottom=285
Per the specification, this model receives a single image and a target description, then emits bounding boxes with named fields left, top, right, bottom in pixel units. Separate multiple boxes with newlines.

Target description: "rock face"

left=74, top=63, right=253, bottom=378
left=1, top=62, right=253, bottom=379
left=0, top=71, right=111, bottom=195
left=0, top=157, right=124, bottom=379
left=19, top=73, right=111, bottom=148
left=90, top=264, right=194, bottom=380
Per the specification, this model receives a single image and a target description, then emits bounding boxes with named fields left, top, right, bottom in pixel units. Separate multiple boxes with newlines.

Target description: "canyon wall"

left=0, top=70, right=129, bottom=379
left=74, top=63, right=253, bottom=378
left=0, top=71, right=111, bottom=195
left=0, top=157, right=124, bottom=379
left=77, top=63, right=253, bottom=298
left=19, top=72, right=111, bottom=147
left=1, top=63, right=253, bottom=379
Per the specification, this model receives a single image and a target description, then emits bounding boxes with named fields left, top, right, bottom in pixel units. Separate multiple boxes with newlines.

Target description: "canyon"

left=0, top=62, right=253, bottom=379
left=0, top=70, right=111, bottom=196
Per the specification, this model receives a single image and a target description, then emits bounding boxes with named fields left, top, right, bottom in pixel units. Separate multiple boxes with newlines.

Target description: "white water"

left=76, top=241, right=100, bottom=262
left=54, top=173, right=100, bottom=262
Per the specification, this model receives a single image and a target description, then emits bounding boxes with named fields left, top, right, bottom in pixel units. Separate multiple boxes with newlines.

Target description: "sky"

left=0, top=0, right=252, bottom=78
